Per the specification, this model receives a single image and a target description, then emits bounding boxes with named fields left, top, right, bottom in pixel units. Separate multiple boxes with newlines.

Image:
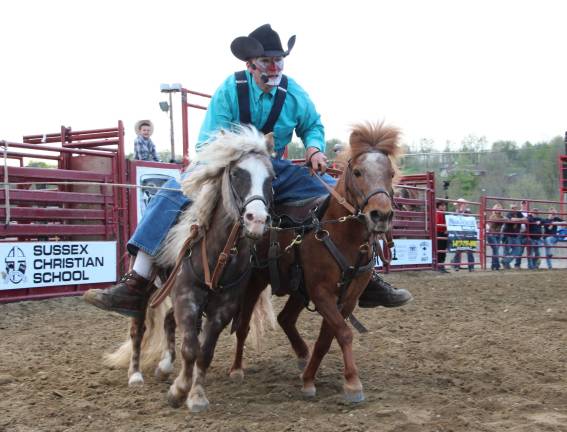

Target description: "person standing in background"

left=514, top=200, right=529, bottom=268
left=501, top=203, right=525, bottom=270
left=487, top=203, right=505, bottom=271
left=543, top=208, right=565, bottom=269
left=526, top=208, right=543, bottom=270
left=436, top=201, right=449, bottom=273
left=451, top=198, right=475, bottom=272
left=134, top=120, right=160, bottom=162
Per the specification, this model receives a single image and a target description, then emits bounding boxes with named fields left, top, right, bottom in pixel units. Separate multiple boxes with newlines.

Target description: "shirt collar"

left=247, top=71, right=277, bottom=102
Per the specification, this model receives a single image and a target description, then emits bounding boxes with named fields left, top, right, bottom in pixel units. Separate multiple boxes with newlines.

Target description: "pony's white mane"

left=156, top=125, right=270, bottom=268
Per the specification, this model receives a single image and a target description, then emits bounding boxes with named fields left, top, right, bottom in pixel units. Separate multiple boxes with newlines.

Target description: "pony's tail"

left=247, top=286, right=276, bottom=352
left=103, top=297, right=172, bottom=370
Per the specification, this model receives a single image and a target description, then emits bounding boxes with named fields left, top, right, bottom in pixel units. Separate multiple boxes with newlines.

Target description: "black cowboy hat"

left=230, top=24, right=296, bottom=61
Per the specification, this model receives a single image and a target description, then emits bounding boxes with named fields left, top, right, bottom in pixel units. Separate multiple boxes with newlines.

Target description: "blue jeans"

left=527, top=238, right=542, bottom=269
left=128, top=159, right=336, bottom=256
left=451, top=250, right=474, bottom=269
left=502, top=235, right=521, bottom=267
left=514, top=235, right=527, bottom=267
left=544, top=236, right=558, bottom=269
left=487, top=234, right=501, bottom=270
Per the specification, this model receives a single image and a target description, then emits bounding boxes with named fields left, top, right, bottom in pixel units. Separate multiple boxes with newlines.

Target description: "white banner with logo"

left=0, top=241, right=117, bottom=290
left=376, top=239, right=432, bottom=267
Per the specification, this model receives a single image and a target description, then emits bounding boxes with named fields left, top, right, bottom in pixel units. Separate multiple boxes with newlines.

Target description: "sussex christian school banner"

left=446, top=214, right=479, bottom=252
left=0, top=241, right=117, bottom=291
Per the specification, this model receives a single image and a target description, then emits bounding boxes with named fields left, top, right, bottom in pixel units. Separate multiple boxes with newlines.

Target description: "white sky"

left=2, top=0, right=566, bottom=158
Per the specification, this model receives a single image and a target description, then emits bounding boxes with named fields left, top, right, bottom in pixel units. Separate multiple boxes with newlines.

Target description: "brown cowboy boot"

left=358, top=271, right=413, bottom=308
left=83, top=271, right=156, bottom=318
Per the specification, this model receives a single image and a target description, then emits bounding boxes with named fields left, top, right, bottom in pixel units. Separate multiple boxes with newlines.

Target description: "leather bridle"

left=343, top=152, right=395, bottom=216
left=310, top=150, right=396, bottom=265
left=228, top=161, right=271, bottom=224
left=312, top=150, right=395, bottom=220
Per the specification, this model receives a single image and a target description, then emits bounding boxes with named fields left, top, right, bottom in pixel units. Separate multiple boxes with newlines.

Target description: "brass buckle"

left=284, top=235, right=303, bottom=252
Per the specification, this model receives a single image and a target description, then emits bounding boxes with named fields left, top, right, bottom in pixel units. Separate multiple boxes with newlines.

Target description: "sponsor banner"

left=445, top=214, right=477, bottom=232
left=136, top=166, right=181, bottom=223
left=376, top=239, right=432, bottom=267
left=448, top=232, right=478, bottom=251
left=446, top=214, right=479, bottom=252
left=0, top=241, right=117, bottom=290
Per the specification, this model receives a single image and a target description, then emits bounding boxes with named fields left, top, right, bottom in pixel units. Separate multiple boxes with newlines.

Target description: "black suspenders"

left=234, top=70, right=288, bottom=134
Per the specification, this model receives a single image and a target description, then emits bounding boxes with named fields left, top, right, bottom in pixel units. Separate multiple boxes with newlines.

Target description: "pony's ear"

left=264, top=132, right=275, bottom=155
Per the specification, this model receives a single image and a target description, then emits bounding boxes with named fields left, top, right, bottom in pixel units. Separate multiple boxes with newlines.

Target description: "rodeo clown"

left=83, top=24, right=412, bottom=317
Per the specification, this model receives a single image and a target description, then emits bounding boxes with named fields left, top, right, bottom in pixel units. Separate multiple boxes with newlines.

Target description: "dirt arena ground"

left=1, top=269, right=566, bottom=432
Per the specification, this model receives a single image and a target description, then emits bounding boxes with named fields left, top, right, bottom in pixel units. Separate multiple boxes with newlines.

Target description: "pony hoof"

left=301, top=385, right=316, bottom=398
left=157, top=357, right=174, bottom=374
left=344, top=389, right=365, bottom=403
left=128, top=372, right=144, bottom=386
left=167, top=388, right=186, bottom=408
left=229, top=369, right=244, bottom=382
left=297, top=357, right=308, bottom=371
left=188, top=396, right=209, bottom=413
left=155, top=367, right=171, bottom=382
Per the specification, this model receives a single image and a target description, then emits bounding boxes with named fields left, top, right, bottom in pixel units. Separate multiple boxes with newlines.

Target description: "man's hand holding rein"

left=305, top=147, right=328, bottom=174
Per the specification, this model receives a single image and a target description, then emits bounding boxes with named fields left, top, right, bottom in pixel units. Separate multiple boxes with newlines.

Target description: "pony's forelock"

left=337, top=121, right=403, bottom=183
left=181, top=125, right=271, bottom=225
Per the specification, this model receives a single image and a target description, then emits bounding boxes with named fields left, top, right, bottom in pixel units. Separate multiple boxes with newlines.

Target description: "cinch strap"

left=234, top=70, right=288, bottom=134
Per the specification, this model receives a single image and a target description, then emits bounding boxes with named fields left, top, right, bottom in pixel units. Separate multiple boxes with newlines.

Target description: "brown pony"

left=229, top=121, right=402, bottom=403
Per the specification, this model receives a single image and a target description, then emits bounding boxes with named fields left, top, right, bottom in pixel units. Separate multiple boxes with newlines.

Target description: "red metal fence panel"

left=1, top=123, right=128, bottom=303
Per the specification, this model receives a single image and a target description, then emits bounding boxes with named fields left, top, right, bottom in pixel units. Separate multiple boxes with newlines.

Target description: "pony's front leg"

left=155, top=307, right=176, bottom=381
left=303, top=299, right=364, bottom=403
left=278, top=295, right=310, bottom=370
left=128, top=313, right=146, bottom=386
left=167, top=294, right=201, bottom=408
left=189, top=300, right=238, bottom=412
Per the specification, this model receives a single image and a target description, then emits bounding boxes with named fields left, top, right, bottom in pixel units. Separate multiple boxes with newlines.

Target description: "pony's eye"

left=353, top=169, right=362, bottom=177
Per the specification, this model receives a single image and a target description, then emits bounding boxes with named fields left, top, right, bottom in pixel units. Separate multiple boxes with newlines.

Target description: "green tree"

left=26, top=160, right=54, bottom=168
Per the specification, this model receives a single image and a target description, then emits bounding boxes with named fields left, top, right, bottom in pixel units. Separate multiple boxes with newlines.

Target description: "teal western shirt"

left=197, top=70, right=325, bottom=155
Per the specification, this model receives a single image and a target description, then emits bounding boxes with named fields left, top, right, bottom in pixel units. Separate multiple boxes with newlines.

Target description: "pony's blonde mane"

left=156, top=125, right=271, bottom=268
left=337, top=121, right=403, bottom=183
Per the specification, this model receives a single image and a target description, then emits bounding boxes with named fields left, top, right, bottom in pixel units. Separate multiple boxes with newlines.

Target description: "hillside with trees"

left=287, top=135, right=565, bottom=202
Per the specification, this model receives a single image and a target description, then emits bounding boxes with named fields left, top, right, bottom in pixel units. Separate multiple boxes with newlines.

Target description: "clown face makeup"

left=250, top=56, right=284, bottom=87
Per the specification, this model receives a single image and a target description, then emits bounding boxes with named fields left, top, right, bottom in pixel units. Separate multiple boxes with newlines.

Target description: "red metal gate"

left=1, top=123, right=129, bottom=302
left=390, top=172, right=437, bottom=271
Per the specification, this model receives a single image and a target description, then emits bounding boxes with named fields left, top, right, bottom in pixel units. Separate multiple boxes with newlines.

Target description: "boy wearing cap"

left=134, top=120, right=160, bottom=162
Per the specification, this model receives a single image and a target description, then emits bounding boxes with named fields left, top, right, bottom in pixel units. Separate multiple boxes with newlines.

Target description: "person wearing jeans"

left=436, top=201, right=449, bottom=273
left=486, top=203, right=505, bottom=270
left=501, top=204, right=525, bottom=269
left=514, top=200, right=529, bottom=268
left=543, top=208, right=565, bottom=269
left=526, top=209, right=543, bottom=270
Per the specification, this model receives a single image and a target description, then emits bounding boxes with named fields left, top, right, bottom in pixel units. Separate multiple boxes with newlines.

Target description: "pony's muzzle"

left=369, top=209, right=392, bottom=224
left=242, top=205, right=270, bottom=239
left=367, top=209, right=393, bottom=233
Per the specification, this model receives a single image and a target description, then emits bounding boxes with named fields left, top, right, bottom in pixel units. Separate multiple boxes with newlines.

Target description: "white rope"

left=0, top=176, right=183, bottom=226
left=0, top=181, right=182, bottom=193
left=1, top=140, right=10, bottom=226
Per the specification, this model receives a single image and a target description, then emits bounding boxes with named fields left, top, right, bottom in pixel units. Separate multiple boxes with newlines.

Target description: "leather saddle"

left=272, top=195, right=329, bottom=229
